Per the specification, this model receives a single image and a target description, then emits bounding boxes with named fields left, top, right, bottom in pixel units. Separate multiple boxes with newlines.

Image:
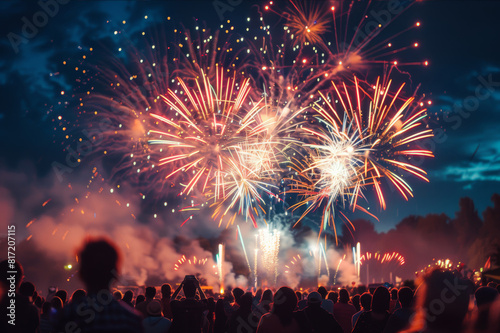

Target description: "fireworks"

left=210, top=146, right=278, bottom=228
left=256, top=225, right=281, bottom=285
left=174, top=255, right=209, bottom=271
left=76, top=0, right=434, bottom=239
left=359, top=251, right=406, bottom=266
left=149, top=66, right=264, bottom=197
left=284, top=254, right=302, bottom=274
left=237, top=225, right=252, bottom=273
left=322, top=77, right=434, bottom=208
left=216, top=244, right=225, bottom=294
left=288, top=76, right=433, bottom=240
left=359, top=251, right=405, bottom=284
left=334, top=254, right=346, bottom=285
left=285, top=0, right=332, bottom=47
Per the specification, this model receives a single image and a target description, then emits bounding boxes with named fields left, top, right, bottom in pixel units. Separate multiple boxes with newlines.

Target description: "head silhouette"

left=51, top=296, right=63, bottom=310
left=42, top=302, right=52, bottom=316
left=55, top=289, right=68, bottom=303
left=307, top=291, right=323, bottom=308
left=262, top=289, right=273, bottom=302
left=475, top=286, right=498, bottom=307
left=78, top=238, right=120, bottom=292
left=255, top=288, right=263, bottom=302
left=272, top=287, right=298, bottom=326
left=419, top=269, right=471, bottom=331
left=161, top=283, right=171, bottom=298
left=391, top=288, right=398, bottom=300
left=339, top=289, right=350, bottom=304
left=328, top=291, right=339, bottom=303
left=183, top=279, right=197, bottom=298
left=145, top=286, right=156, bottom=299
left=70, top=289, right=87, bottom=304
left=19, top=281, right=35, bottom=298
left=113, top=290, right=123, bottom=300
left=123, top=290, right=133, bottom=304
left=136, top=294, right=145, bottom=305
left=372, top=286, right=390, bottom=313
left=215, top=299, right=226, bottom=318
left=317, top=286, right=328, bottom=299
left=398, top=287, right=413, bottom=308
left=352, top=294, right=360, bottom=311
left=232, top=287, right=244, bottom=303
left=360, top=292, right=372, bottom=311
left=237, top=292, right=253, bottom=312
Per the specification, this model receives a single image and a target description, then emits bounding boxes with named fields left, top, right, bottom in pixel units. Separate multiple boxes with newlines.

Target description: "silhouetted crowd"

left=2, top=238, right=500, bottom=333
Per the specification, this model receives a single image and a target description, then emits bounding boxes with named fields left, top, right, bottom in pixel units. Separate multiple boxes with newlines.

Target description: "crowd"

left=1, top=237, right=500, bottom=333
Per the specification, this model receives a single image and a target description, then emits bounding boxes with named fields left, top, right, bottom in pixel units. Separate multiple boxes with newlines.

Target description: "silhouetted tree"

left=452, top=197, right=482, bottom=252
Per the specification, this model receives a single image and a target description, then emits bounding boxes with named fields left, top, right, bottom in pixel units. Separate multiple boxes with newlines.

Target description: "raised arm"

left=171, top=281, right=184, bottom=300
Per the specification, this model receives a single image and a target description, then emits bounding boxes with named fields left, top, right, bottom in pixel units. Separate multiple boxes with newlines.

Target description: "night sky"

left=1, top=0, right=499, bottom=234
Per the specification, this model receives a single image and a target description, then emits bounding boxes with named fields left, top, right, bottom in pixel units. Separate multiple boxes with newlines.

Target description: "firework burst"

left=288, top=76, right=433, bottom=240
left=320, top=76, right=434, bottom=209
left=210, top=145, right=278, bottom=228
left=285, top=0, right=332, bottom=47
left=149, top=66, right=264, bottom=198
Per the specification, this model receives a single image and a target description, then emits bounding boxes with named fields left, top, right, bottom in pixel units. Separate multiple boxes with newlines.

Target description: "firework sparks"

left=210, top=145, right=278, bottom=228
left=320, top=77, right=434, bottom=209
left=284, top=254, right=302, bottom=274
left=149, top=66, right=263, bottom=198
left=285, top=0, right=332, bottom=47
left=288, top=76, right=432, bottom=240
left=359, top=251, right=406, bottom=266
left=257, top=225, right=281, bottom=285
left=173, top=255, right=209, bottom=271
left=216, top=244, right=225, bottom=294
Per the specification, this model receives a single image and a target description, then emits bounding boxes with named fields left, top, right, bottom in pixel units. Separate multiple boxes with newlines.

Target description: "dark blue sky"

left=1, top=0, right=499, bottom=233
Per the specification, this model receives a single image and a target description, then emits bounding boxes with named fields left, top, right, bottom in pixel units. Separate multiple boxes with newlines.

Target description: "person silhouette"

left=353, top=286, right=391, bottom=333
left=55, top=237, right=143, bottom=332
left=170, top=275, right=208, bottom=333
left=299, top=291, right=343, bottom=333
left=333, top=288, right=357, bottom=333
left=257, top=287, right=304, bottom=333
left=137, top=286, right=158, bottom=318
left=352, top=292, right=372, bottom=328
left=403, top=269, right=472, bottom=333
left=160, top=283, right=173, bottom=319
left=383, top=287, right=414, bottom=333
left=227, top=292, right=259, bottom=333
left=0, top=260, right=39, bottom=333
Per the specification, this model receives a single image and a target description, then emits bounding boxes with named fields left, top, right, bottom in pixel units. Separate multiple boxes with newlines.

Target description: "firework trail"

left=257, top=225, right=281, bottom=285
